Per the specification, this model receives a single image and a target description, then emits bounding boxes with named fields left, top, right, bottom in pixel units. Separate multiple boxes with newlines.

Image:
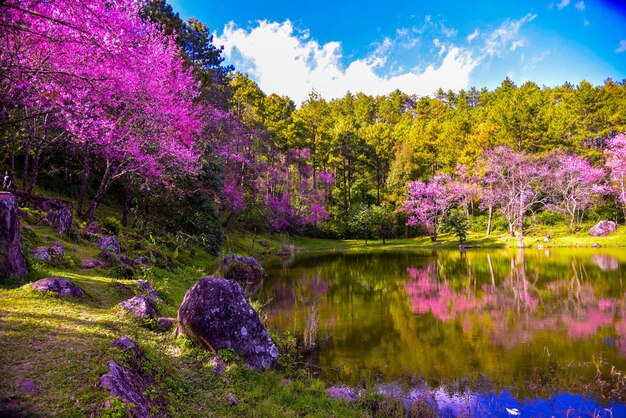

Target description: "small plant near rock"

left=217, top=348, right=236, bottom=363
left=101, top=398, right=134, bottom=418
left=101, top=216, right=122, bottom=236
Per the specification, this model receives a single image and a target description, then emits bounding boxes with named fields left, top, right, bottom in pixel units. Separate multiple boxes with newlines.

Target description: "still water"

left=259, top=248, right=626, bottom=415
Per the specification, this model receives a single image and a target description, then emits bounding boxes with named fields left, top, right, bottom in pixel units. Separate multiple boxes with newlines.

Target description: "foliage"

left=401, top=174, right=457, bottom=241
left=441, top=208, right=470, bottom=242
left=101, top=217, right=122, bottom=236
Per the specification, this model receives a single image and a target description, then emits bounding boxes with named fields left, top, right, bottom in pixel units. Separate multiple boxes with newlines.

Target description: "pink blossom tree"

left=1, top=0, right=204, bottom=220
left=481, top=146, right=549, bottom=247
left=546, top=153, right=607, bottom=232
left=401, top=174, right=457, bottom=241
left=605, top=133, right=626, bottom=221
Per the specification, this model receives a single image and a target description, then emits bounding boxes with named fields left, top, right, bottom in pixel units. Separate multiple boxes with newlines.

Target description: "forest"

left=2, top=0, right=626, bottom=253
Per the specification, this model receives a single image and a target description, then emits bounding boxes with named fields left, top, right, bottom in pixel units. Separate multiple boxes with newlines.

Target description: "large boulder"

left=177, top=276, right=278, bottom=370
left=99, top=337, right=168, bottom=417
left=0, top=192, right=28, bottom=279
left=220, top=254, right=267, bottom=282
left=118, top=295, right=157, bottom=320
left=31, top=277, right=88, bottom=298
left=97, top=235, right=121, bottom=254
left=589, top=221, right=618, bottom=237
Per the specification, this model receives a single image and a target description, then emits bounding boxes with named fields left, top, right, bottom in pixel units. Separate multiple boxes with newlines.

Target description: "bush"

left=535, top=211, right=563, bottom=226
left=101, top=216, right=122, bottom=235
left=441, top=208, right=469, bottom=242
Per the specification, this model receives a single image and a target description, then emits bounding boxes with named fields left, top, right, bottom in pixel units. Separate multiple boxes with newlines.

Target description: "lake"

left=259, top=248, right=626, bottom=416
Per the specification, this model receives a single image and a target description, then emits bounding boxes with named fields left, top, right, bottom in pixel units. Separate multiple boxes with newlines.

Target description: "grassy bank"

left=228, top=222, right=626, bottom=256
left=1, top=213, right=417, bottom=417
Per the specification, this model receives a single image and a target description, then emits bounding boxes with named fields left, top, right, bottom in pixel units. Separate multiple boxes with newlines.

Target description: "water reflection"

left=261, top=248, right=626, bottom=404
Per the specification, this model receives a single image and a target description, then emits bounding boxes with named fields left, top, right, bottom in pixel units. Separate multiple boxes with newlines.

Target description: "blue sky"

left=170, top=0, right=626, bottom=103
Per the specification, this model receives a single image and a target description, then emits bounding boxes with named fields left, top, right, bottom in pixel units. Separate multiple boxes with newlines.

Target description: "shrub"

left=536, top=211, right=563, bottom=226
left=101, top=216, right=122, bottom=235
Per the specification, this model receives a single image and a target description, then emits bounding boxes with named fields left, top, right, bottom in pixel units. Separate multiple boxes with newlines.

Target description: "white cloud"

left=510, top=39, right=526, bottom=51
left=616, top=40, right=626, bottom=54
left=584, top=19, right=590, bottom=27
left=483, top=13, right=537, bottom=57
left=466, top=29, right=480, bottom=42
left=575, top=1, right=585, bottom=11
left=557, top=0, right=571, bottom=10
left=214, top=20, right=478, bottom=104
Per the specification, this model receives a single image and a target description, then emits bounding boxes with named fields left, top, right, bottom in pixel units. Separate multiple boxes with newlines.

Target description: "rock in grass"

left=81, top=258, right=107, bottom=269
left=31, top=242, right=64, bottom=263
left=16, top=378, right=38, bottom=394
left=157, top=317, right=176, bottom=331
left=327, top=386, right=360, bottom=403
left=177, top=276, right=278, bottom=370
left=219, top=255, right=267, bottom=282
left=100, top=337, right=168, bottom=417
left=31, top=277, right=87, bottom=298
left=99, top=360, right=168, bottom=418
left=118, top=295, right=157, bottom=320
left=96, top=235, right=121, bottom=254
left=589, top=220, right=618, bottom=237
left=0, top=192, right=28, bottom=279
left=135, top=280, right=164, bottom=304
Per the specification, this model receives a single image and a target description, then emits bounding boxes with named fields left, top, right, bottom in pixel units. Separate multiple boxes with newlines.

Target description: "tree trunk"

left=84, top=160, right=113, bottom=222
left=121, top=179, right=132, bottom=227
left=28, top=143, right=41, bottom=193
left=22, top=137, right=30, bottom=191
left=486, top=205, right=493, bottom=237
left=77, top=143, right=90, bottom=217
left=376, top=160, right=381, bottom=205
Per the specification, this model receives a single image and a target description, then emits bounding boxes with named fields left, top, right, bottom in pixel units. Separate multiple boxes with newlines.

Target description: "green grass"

left=2, top=221, right=408, bottom=417
left=226, top=221, right=626, bottom=257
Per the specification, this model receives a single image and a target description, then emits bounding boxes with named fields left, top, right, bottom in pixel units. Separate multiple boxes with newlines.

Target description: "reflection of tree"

left=404, top=251, right=626, bottom=349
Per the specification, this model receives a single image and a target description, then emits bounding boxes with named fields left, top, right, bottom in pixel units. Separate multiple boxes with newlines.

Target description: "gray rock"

left=85, top=221, right=101, bottom=234
left=45, top=208, right=72, bottom=236
left=589, top=221, right=618, bottom=237
left=31, top=277, right=87, bottom=298
left=99, top=360, right=168, bottom=418
left=327, top=386, right=360, bottom=403
left=118, top=295, right=157, bottom=320
left=111, top=337, right=145, bottom=366
left=16, top=378, right=38, bottom=394
left=120, top=255, right=135, bottom=267
left=99, top=250, right=117, bottom=264
left=220, top=255, right=267, bottom=282
left=157, top=317, right=176, bottom=331
left=0, top=192, right=28, bottom=279
left=135, top=280, right=163, bottom=304
left=135, top=256, right=151, bottom=266
left=97, top=235, right=121, bottom=254
left=81, top=258, right=107, bottom=269
left=591, top=254, right=620, bottom=271
left=177, top=276, right=278, bottom=370
left=31, top=242, right=64, bottom=263
left=543, top=235, right=551, bottom=243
